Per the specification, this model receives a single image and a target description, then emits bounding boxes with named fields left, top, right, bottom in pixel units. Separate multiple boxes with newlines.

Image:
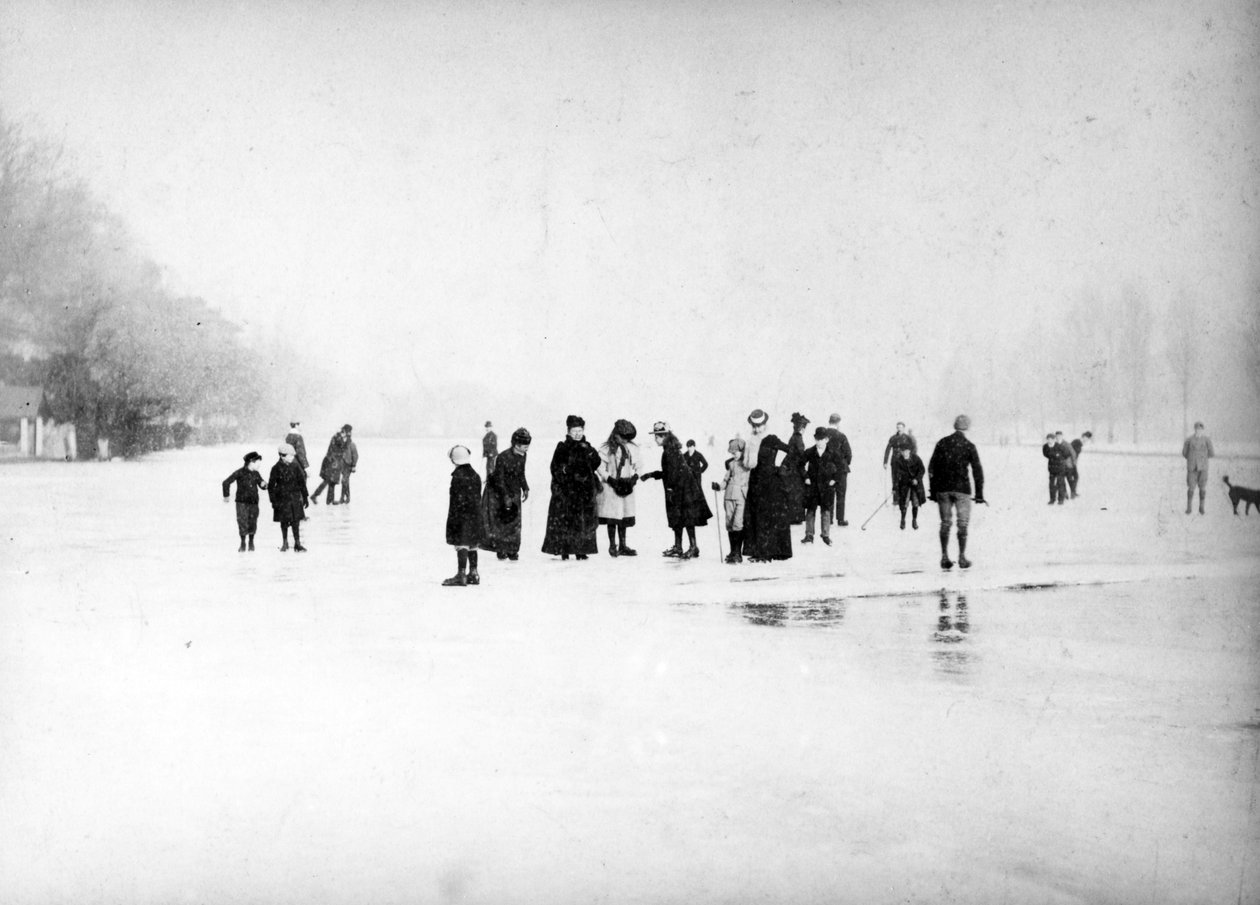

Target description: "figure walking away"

left=712, top=437, right=751, bottom=563
left=268, top=443, right=309, bottom=552
left=541, top=415, right=602, bottom=560
left=801, top=426, right=838, bottom=544
left=338, top=425, right=358, bottom=503
left=892, top=445, right=926, bottom=530
left=483, top=421, right=499, bottom=476
left=1067, top=431, right=1091, bottom=499
left=310, top=427, right=346, bottom=505
left=741, top=409, right=793, bottom=562
left=640, top=421, right=712, bottom=559
left=481, top=427, right=531, bottom=560
left=823, top=413, right=853, bottom=526
left=443, top=445, right=483, bottom=586
left=1183, top=421, right=1214, bottom=515
left=597, top=419, right=642, bottom=557
left=928, top=415, right=985, bottom=570
left=222, top=451, right=267, bottom=551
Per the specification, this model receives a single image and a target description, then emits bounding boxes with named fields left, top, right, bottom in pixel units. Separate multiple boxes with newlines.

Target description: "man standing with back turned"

left=928, top=414, right=985, bottom=570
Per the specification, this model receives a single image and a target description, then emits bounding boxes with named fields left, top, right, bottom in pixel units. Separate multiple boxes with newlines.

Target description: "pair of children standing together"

left=221, top=444, right=309, bottom=552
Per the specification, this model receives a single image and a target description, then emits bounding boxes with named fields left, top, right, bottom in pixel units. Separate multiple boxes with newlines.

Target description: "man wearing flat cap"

left=928, top=414, right=985, bottom=570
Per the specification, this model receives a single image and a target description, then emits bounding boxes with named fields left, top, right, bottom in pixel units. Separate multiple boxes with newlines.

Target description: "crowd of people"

left=217, top=414, right=1221, bottom=577
left=435, top=410, right=985, bottom=586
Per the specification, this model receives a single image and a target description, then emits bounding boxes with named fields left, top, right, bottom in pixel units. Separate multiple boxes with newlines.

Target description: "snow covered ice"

left=2, top=437, right=1258, bottom=904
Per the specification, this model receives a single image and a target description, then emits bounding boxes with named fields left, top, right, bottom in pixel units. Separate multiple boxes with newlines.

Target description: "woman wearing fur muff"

left=741, top=408, right=794, bottom=562
left=596, top=419, right=642, bottom=557
left=640, top=421, right=712, bottom=559
left=541, top=415, right=603, bottom=560
left=481, top=427, right=531, bottom=560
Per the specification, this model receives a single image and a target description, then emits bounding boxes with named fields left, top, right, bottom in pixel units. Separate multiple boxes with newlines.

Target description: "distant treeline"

left=0, top=110, right=312, bottom=457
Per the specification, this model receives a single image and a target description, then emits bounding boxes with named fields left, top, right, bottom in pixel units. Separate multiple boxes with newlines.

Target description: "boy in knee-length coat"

left=443, top=445, right=483, bottom=586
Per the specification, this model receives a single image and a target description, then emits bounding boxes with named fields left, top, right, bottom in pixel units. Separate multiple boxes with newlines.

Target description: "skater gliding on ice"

left=268, top=443, right=309, bottom=552
left=928, top=415, right=985, bottom=570
left=310, top=427, right=346, bottom=505
left=222, top=451, right=266, bottom=551
left=443, top=445, right=483, bottom=586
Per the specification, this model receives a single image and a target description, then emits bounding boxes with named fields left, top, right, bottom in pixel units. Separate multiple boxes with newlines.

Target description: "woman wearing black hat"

left=596, top=419, right=642, bottom=557
left=541, top=416, right=602, bottom=560
left=786, top=412, right=810, bottom=525
left=741, top=409, right=793, bottom=561
left=481, top=427, right=532, bottom=560
left=640, top=421, right=712, bottom=559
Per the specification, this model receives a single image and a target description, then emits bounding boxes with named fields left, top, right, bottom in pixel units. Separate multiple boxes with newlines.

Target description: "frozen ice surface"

left=1, top=438, right=1258, bottom=904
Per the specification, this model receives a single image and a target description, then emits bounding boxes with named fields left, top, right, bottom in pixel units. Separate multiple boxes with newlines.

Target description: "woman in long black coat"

left=481, top=427, right=531, bottom=560
left=640, top=422, right=712, bottom=559
left=785, top=412, right=810, bottom=524
left=541, top=415, right=602, bottom=560
left=741, top=409, right=793, bottom=561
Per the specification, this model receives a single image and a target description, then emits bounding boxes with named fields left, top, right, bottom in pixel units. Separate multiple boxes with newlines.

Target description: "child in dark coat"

left=443, top=445, right=484, bottom=586
left=268, top=443, right=309, bottom=551
left=683, top=440, right=709, bottom=481
left=222, top=451, right=267, bottom=551
left=891, top=445, right=927, bottom=530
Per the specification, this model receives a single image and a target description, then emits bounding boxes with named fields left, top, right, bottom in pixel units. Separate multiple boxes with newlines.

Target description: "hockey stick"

left=859, top=495, right=890, bottom=531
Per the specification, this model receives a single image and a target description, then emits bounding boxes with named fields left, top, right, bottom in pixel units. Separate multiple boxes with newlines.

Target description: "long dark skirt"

left=480, top=484, right=524, bottom=555
left=743, top=466, right=793, bottom=560
left=541, top=485, right=599, bottom=556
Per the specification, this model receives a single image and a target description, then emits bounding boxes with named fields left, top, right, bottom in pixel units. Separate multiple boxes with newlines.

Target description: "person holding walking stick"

left=711, top=437, right=751, bottom=563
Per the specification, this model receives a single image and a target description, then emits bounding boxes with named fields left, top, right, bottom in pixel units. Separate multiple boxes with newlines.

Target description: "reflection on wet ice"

left=931, top=590, right=974, bottom=677
left=733, top=599, right=847, bottom=627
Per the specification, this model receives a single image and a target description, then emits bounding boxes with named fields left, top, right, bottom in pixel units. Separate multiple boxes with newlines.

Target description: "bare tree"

left=1164, top=290, right=1201, bottom=437
left=1117, top=285, right=1154, bottom=443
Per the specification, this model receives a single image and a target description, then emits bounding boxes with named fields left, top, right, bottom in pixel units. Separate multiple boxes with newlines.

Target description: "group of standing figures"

left=440, top=409, right=986, bottom=585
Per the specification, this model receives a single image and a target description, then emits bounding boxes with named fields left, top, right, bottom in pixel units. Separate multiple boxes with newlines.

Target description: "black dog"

left=1223, top=476, right=1260, bottom=516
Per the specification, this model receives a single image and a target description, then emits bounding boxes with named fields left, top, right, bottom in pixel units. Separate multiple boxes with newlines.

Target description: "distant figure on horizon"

left=928, top=415, right=985, bottom=570
left=268, top=443, right=309, bottom=552
left=483, top=421, right=498, bottom=476
left=1067, top=431, right=1092, bottom=498
left=222, top=450, right=267, bottom=552
left=284, top=421, right=309, bottom=472
left=1182, top=421, right=1215, bottom=515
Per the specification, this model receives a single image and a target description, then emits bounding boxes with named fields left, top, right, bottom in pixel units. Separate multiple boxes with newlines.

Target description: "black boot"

left=467, top=550, right=480, bottom=585
left=958, top=531, right=971, bottom=569
left=899, top=510, right=906, bottom=530
left=292, top=525, right=306, bottom=552
left=725, top=531, right=739, bottom=563
left=443, top=550, right=468, bottom=586
left=238, top=536, right=247, bottom=552
left=939, top=528, right=953, bottom=570
left=911, top=509, right=918, bottom=530
left=247, top=534, right=255, bottom=551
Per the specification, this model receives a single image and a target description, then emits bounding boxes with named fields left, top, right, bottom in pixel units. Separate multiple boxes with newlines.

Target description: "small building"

left=0, top=386, right=53, bottom=458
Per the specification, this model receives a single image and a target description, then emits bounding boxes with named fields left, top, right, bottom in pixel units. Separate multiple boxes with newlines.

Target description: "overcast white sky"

left=1, top=0, right=1257, bottom=438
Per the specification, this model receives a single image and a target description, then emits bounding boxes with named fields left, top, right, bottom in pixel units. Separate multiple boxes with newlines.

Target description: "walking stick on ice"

left=713, top=487, right=724, bottom=562
left=859, top=495, right=890, bottom=531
